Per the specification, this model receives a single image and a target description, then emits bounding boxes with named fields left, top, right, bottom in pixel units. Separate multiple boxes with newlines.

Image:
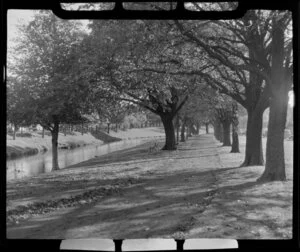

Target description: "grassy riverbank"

left=6, top=132, right=103, bottom=160
left=6, top=127, right=166, bottom=160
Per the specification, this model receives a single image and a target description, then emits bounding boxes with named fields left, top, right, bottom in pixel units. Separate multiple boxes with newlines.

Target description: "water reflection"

left=7, top=138, right=154, bottom=181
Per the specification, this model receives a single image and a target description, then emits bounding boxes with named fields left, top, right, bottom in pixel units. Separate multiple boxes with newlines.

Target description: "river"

left=7, top=138, right=163, bottom=181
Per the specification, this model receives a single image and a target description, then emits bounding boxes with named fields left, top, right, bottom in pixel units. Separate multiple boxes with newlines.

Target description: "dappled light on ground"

left=7, top=134, right=292, bottom=239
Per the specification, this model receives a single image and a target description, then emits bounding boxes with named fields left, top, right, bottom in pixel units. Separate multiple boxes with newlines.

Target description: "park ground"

left=6, top=133, right=293, bottom=239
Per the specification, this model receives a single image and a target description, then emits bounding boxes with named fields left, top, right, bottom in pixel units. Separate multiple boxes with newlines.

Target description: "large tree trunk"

left=176, top=116, right=180, bottom=144
left=231, top=122, right=240, bottom=153
left=241, top=108, right=264, bottom=166
left=220, top=125, right=224, bottom=143
left=181, top=121, right=186, bottom=142
left=187, top=124, right=193, bottom=137
left=161, top=115, right=176, bottom=150
left=257, top=18, right=290, bottom=182
left=213, top=124, right=217, bottom=138
left=13, top=124, right=17, bottom=140
left=221, top=120, right=231, bottom=146
left=213, top=121, right=221, bottom=141
left=51, top=122, right=60, bottom=171
left=107, top=123, right=110, bottom=134
left=205, top=123, right=209, bottom=134
left=196, top=122, right=200, bottom=135
left=186, top=124, right=189, bottom=140
left=190, top=124, right=197, bottom=135
left=258, top=93, right=288, bottom=182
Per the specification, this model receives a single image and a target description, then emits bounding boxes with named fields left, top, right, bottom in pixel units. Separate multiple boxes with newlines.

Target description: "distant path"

left=7, top=134, right=223, bottom=238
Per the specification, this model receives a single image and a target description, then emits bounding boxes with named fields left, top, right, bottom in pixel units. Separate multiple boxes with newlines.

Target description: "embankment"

left=6, top=127, right=166, bottom=160
left=6, top=132, right=103, bottom=160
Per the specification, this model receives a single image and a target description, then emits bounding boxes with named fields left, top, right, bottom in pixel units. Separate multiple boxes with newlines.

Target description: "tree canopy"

left=7, top=8, right=293, bottom=180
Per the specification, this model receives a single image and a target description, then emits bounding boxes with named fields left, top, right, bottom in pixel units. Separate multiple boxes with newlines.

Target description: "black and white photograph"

left=6, top=1, right=294, bottom=242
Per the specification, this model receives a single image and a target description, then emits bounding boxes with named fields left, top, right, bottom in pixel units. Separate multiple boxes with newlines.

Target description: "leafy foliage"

left=8, top=11, right=89, bottom=131
left=7, top=76, right=34, bottom=128
left=95, top=98, right=128, bottom=126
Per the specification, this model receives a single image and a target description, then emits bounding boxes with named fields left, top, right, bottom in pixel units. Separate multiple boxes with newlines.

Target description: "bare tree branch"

left=174, top=20, right=271, bottom=83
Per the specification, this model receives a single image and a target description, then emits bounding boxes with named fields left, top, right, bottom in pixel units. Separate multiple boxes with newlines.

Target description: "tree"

left=178, top=88, right=213, bottom=141
left=230, top=102, right=240, bottom=153
left=174, top=114, right=180, bottom=143
left=178, top=114, right=190, bottom=142
left=257, top=12, right=292, bottom=182
left=145, top=86, right=189, bottom=150
left=212, top=117, right=223, bottom=142
left=130, top=14, right=265, bottom=163
left=95, top=98, right=127, bottom=133
left=166, top=9, right=291, bottom=178
left=9, top=11, right=89, bottom=170
left=214, top=106, right=232, bottom=147
left=201, top=90, right=239, bottom=150
left=172, top=12, right=270, bottom=165
left=7, top=77, right=34, bottom=140
left=83, top=19, right=197, bottom=150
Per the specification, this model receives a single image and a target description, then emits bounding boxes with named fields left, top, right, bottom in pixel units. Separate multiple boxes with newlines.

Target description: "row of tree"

left=7, top=4, right=293, bottom=181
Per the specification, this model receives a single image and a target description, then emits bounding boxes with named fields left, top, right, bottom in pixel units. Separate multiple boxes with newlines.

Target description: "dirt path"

left=7, top=134, right=223, bottom=239
left=6, top=134, right=292, bottom=239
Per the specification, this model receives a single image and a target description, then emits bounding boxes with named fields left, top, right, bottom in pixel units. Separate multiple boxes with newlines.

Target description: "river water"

left=7, top=138, right=162, bottom=181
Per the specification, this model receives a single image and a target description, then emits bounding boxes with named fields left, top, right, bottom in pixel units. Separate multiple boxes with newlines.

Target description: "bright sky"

left=7, top=10, right=35, bottom=48
left=7, top=9, right=90, bottom=48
